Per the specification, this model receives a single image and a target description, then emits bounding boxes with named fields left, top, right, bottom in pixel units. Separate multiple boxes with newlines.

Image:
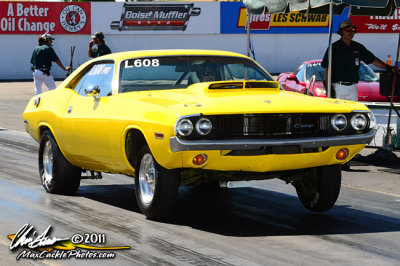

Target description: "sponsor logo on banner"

left=350, top=9, right=400, bottom=33
left=110, top=3, right=201, bottom=31
left=237, top=8, right=271, bottom=30
left=0, top=2, right=90, bottom=34
left=59, top=5, right=87, bottom=33
left=236, top=7, right=328, bottom=30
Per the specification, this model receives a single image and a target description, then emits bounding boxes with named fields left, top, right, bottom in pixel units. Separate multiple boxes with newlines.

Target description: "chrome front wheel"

left=134, top=145, right=180, bottom=220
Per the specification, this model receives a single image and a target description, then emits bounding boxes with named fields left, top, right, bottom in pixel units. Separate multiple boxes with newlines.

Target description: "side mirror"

left=286, top=74, right=299, bottom=83
left=298, top=81, right=307, bottom=87
left=85, top=86, right=100, bottom=101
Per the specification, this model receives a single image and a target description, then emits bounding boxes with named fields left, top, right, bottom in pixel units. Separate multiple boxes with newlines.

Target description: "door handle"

left=68, top=106, right=73, bottom=113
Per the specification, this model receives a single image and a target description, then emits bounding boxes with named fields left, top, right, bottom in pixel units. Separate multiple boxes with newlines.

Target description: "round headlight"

left=350, top=113, right=367, bottom=131
left=176, top=119, right=193, bottom=137
left=195, top=118, right=212, bottom=135
left=331, top=114, right=347, bottom=131
left=367, top=112, right=377, bottom=129
left=314, top=87, right=326, bottom=97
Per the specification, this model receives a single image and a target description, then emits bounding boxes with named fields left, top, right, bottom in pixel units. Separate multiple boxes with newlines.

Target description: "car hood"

left=120, top=81, right=369, bottom=116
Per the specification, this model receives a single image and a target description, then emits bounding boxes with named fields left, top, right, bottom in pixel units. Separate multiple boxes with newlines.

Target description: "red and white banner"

left=0, top=2, right=90, bottom=34
left=350, top=9, right=400, bottom=33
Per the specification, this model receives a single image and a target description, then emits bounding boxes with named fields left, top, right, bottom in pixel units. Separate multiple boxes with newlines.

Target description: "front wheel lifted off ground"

left=294, top=164, right=341, bottom=212
left=135, top=145, right=180, bottom=220
left=39, top=130, right=81, bottom=195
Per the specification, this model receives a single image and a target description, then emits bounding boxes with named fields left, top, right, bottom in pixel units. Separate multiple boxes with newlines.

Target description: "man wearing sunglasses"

left=198, top=64, right=217, bottom=82
left=322, top=20, right=391, bottom=101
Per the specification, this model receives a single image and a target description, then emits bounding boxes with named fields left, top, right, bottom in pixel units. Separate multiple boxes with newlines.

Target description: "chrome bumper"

left=170, top=129, right=376, bottom=152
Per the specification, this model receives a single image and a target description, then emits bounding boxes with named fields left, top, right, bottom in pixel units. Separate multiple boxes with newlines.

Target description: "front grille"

left=215, top=113, right=331, bottom=139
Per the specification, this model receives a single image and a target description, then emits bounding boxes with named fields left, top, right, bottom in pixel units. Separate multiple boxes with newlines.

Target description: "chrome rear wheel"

left=138, top=154, right=156, bottom=205
left=38, top=130, right=81, bottom=195
left=42, top=140, right=54, bottom=191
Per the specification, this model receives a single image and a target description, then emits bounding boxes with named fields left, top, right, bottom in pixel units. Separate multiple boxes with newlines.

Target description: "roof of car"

left=95, top=49, right=249, bottom=61
left=302, top=59, right=367, bottom=66
left=302, top=59, right=322, bottom=64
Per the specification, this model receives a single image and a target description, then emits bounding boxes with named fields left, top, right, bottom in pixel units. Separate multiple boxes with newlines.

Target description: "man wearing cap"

left=30, top=33, right=70, bottom=95
left=88, top=32, right=112, bottom=58
left=322, top=20, right=391, bottom=101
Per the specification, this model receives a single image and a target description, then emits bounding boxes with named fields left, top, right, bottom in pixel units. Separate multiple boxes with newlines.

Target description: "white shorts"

left=333, top=83, right=358, bottom=101
left=33, top=69, right=56, bottom=95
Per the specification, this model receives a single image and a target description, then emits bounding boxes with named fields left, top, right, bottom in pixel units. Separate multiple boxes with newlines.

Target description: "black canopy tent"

left=243, top=0, right=400, bottom=149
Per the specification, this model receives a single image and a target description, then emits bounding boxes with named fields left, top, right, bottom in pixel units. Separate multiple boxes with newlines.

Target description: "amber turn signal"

left=193, top=154, right=207, bottom=166
left=336, top=148, right=349, bottom=161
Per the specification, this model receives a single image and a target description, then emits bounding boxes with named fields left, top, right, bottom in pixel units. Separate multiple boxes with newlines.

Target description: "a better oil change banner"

left=0, top=2, right=90, bottom=34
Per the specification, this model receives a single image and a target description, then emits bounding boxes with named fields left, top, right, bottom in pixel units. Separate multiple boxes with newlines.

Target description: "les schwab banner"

left=221, top=2, right=338, bottom=34
left=221, top=2, right=400, bottom=34
left=0, top=2, right=90, bottom=34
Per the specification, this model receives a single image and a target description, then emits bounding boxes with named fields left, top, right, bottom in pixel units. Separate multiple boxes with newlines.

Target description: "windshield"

left=359, top=63, right=379, bottom=82
left=119, top=56, right=273, bottom=93
left=305, top=61, right=379, bottom=82
left=305, top=62, right=325, bottom=81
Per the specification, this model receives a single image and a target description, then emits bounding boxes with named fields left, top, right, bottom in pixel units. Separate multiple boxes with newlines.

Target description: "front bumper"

left=170, top=129, right=376, bottom=152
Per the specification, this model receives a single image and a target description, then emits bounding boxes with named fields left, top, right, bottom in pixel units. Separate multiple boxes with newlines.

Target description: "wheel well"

left=125, top=129, right=147, bottom=169
left=39, top=126, right=51, bottom=138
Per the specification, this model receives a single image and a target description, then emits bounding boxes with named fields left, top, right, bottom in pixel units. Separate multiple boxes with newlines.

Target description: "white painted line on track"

left=343, top=184, right=400, bottom=198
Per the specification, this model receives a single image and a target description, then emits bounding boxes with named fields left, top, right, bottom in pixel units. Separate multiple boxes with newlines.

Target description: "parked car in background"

left=277, top=59, right=398, bottom=102
left=23, top=50, right=376, bottom=220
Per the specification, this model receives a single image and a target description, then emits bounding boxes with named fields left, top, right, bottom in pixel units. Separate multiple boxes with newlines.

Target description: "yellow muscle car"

left=23, top=50, right=376, bottom=219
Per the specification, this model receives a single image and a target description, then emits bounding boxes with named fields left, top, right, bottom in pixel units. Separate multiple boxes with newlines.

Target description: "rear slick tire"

left=135, top=145, right=180, bottom=220
left=294, top=164, right=341, bottom=212
left=38, top=130, right=81, bottom=195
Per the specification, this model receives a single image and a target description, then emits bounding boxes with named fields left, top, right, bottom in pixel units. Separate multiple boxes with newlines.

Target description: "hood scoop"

left=208, top=81, right=280, bottom=90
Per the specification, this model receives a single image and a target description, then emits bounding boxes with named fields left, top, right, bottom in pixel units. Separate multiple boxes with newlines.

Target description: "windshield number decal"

left=307, top=63, right=321, bottom=67
left=125, top=59, right=160, bottom=68
left=88, top=64, right=112, bottom=76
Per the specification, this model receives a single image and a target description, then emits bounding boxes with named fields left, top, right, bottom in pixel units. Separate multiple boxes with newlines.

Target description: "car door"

left=357, top=63, right=376, bottom=101
left=61, top=61, right=119, bottom=169
left=292, top=64, right=306, bottom=93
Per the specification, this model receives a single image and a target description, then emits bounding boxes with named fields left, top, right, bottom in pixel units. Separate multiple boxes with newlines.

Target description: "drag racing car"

left=23, top=49, right=376, bottom=219
left=277, top=59, right=400, bottom=102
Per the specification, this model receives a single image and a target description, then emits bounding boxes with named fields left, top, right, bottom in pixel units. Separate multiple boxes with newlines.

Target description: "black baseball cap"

left=91, top=32, right=105, bottom=39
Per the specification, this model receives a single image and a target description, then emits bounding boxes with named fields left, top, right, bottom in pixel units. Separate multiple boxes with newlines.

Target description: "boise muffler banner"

left=110, top=3, right=201, bottom=31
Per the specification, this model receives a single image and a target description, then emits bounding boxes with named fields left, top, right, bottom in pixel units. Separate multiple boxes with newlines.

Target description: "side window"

left=295, top=64, right=305, bottom=81
left=73, top=63, right=115, bottom=97
left=224, top=64, right=268, bottom=81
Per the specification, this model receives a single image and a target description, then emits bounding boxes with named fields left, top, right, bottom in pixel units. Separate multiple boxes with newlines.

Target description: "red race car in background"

left=277, top=59, right=398, bottom=102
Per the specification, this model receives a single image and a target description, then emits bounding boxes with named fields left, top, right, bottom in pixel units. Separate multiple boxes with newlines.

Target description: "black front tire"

left=134, top=146, right=180, bottom=220
left=38, top=130, right=81, bottom=195
left=294, top=164, right=341, bottom=212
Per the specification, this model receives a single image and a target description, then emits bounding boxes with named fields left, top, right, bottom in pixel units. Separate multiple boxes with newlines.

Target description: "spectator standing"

left=30, top=33, right=70, bottom=95
left=322, top=20, right=392, bottom=101
left=88, top=32, right=111, bottom=58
